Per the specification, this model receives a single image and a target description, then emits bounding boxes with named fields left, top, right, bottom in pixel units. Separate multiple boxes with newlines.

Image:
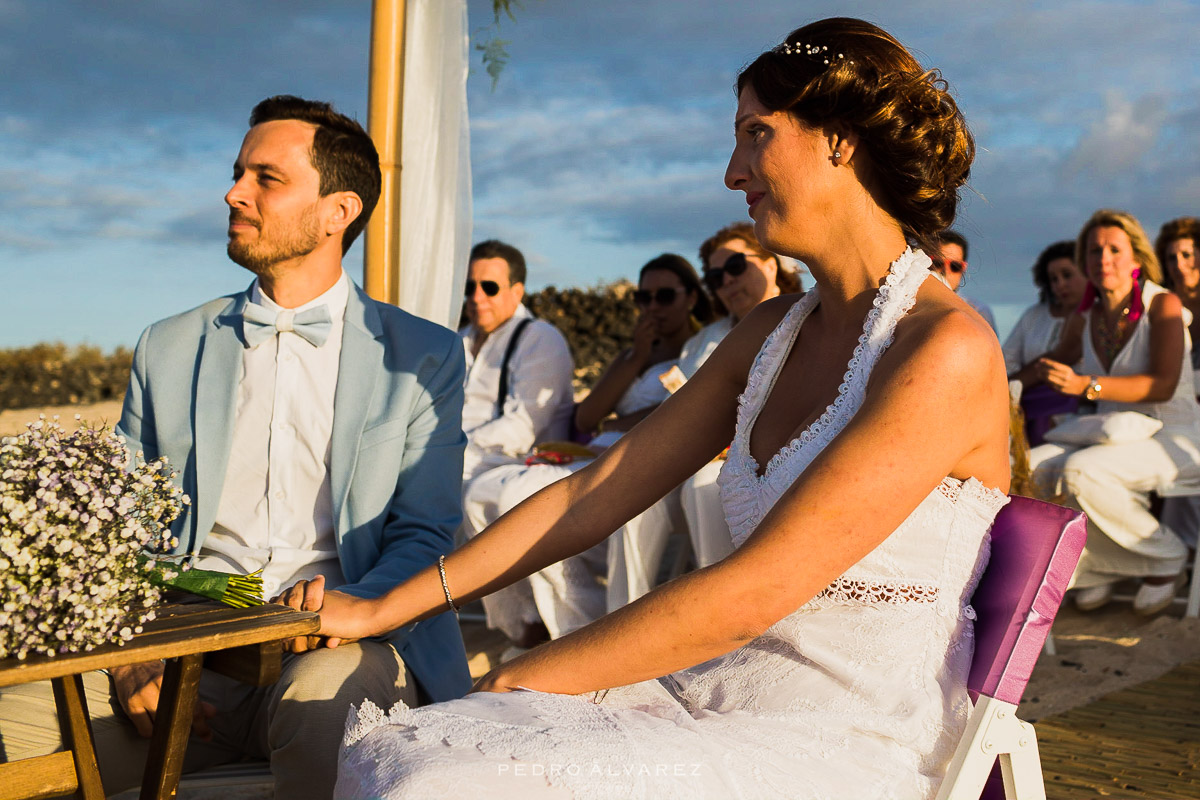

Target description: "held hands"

left=273, top=574, right=376, bottom=653
left=1035, top=358, right=1090, bottom=396
left=110, top=660, right=216, bottom=740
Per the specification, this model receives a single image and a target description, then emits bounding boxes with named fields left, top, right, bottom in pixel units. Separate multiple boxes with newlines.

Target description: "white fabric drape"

left=396, top=0, right=471, bottom=328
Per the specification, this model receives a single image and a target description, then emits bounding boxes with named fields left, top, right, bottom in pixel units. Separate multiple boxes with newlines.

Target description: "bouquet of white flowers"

left=0, top=417, right=260, bottom=661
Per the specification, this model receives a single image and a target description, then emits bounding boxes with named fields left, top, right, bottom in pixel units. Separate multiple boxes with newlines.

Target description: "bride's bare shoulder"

left=889, top=283, right=1005, bottom=384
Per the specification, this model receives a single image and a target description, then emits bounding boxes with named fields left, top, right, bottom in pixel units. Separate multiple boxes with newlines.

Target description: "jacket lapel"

left=191, top=292, right=248, bottom=553
left=330, top=285, right=386, bottom=531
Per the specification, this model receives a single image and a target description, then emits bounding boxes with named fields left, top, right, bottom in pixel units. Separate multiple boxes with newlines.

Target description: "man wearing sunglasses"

left=931, top=230, right=997, bottom=331
left=460, top=240, right=574, bottom=481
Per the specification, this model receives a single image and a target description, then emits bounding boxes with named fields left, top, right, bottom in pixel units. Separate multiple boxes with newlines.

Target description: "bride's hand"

left=274, top=575, right=376, bottom=652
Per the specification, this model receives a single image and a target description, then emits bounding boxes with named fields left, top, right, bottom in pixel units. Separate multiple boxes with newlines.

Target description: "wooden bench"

left=0, top=601, right=318, bottom=800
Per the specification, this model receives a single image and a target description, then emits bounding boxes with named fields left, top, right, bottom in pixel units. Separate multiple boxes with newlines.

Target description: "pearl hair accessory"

left=778, top=42, right=853, bottom=66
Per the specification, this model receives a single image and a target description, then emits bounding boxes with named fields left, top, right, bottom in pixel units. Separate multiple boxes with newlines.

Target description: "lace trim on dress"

left=745, top=248, right=933, bottom=480
left=936, top=476, right=1009, bottom=516
left=810, top=577, right=938, bottom=605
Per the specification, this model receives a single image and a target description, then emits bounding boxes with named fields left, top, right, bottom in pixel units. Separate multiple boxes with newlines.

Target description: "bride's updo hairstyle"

left=738, top=18, right=974, bottom=252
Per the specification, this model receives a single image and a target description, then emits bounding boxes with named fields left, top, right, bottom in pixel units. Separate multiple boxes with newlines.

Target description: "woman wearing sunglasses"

left=690, top=222, right=802, bottom=357
left=573, top=254, right=712, bottom=438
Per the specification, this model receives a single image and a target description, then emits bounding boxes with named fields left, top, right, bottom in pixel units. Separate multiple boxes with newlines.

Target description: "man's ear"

left=324, top=191, right=364, bottom=238
left=512, top=282, right=525, bottom=303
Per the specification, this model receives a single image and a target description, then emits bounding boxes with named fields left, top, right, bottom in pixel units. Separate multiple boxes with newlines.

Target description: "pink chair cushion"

left=969, top=495, right=1087, bottom=706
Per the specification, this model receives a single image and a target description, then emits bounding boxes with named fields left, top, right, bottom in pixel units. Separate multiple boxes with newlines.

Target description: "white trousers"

left=462, top=462, right=682, bottom=640
left=680, top=459, right=733, bottom=567
left=1030, top=434, right=1197, bottom=587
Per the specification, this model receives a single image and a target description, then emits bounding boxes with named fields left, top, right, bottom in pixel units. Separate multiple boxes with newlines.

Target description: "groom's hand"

left=111, top=660, right=216, bottom=739
left=275, top=575, right=327, bottom=653
left=276, top=578, right=373, bottom=651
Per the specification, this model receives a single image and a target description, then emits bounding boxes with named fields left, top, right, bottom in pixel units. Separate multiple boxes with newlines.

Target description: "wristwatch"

left=1084, top=376, right=1103, bottom=401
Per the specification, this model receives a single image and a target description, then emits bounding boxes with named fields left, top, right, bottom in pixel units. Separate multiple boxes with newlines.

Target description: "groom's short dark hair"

left=249, top=95, right=381, bottom=254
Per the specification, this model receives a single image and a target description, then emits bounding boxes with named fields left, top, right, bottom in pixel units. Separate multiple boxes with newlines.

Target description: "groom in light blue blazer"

left=105, top=96, right=469, bottom=797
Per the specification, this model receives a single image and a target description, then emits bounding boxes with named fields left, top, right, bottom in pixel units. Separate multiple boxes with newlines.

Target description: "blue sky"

left=4, top=0, right=1200, bottom=351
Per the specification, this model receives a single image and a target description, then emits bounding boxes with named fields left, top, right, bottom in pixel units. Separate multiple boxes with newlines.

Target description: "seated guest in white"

left=1003, top=240, right=1088, bottom=445
left=462, top=254, right=712, bottom=644
left=459, top=239, right=574, bottom=482
left=1031, top=209, right=1200, bottom=616
left=931, top=229, right=997, bottom=331
left=679, top=221, right=803, bottom=566
left=1155, top=217, right=1200, bottom=549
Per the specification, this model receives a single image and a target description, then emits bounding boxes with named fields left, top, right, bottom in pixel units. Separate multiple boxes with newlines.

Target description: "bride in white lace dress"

left=279, top=17, right=1011, bottom=800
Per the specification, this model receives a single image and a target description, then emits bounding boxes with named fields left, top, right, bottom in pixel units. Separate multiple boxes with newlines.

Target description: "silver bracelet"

left=437, top=555, right=460, bottom=613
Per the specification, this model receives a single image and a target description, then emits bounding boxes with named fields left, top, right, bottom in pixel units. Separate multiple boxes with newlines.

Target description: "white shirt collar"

left=250, top=270, right=351, bottom=320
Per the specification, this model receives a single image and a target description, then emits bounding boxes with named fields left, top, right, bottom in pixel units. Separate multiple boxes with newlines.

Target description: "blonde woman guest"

left=1003, top=240, right=1088, bottom=444
left=284, top=18, right=1008, bottom=799
left=1031, top=209, right=1200, bottom=615
left=679, top=221, right=803, bottom=566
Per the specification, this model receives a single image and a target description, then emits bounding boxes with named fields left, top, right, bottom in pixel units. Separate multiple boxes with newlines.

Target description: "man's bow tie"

left=242, top=302, right=333, bottom=348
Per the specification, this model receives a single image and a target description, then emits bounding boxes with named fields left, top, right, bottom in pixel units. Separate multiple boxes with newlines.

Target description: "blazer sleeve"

left=116, top=325, right=158, bottom=462
left=337, top=331, right=467, bottom=627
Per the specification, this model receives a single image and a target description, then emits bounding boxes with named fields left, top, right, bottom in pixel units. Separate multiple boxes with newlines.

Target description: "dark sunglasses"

left=465, top=279, right=501, bottom=297
left=633, top=287, right=681, bottom=307
left=703, top=252, right=751, bottom=291
left=932, top=258, right=967, bottom=274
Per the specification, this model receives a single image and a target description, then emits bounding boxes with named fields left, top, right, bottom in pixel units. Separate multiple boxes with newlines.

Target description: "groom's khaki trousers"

left=0, top=640, right=416, bottom=800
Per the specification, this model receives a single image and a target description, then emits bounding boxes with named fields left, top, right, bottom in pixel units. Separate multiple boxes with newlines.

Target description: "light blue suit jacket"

left=117, top=281, right=472, bottom=701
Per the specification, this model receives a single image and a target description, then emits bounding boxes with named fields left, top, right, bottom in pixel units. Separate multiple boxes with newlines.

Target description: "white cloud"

left=1060, top=91, right=1167, bottom=179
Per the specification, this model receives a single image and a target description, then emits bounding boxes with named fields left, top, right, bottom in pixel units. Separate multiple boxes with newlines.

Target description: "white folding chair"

left=936, top=495, right=1087, bottom=800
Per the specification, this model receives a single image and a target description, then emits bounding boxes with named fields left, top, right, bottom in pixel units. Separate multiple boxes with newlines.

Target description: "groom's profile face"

left=225, top=119, right=323, bottom=275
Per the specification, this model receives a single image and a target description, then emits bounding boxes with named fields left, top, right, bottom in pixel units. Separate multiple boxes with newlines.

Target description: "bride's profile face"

left=725, top=87, right=836, bottom=258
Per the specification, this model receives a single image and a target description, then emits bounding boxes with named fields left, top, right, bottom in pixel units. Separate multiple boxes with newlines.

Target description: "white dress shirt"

left=197, top=272, right=350, bottom=599
left=459, top=304, right=574, bottom=480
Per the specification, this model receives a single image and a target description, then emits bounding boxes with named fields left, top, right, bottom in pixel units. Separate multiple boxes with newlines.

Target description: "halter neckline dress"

left=336, top=247, right=1008, bottom=800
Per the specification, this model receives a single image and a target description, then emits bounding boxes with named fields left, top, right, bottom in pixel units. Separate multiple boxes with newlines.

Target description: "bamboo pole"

left=364, top=0, right=407, bottom=305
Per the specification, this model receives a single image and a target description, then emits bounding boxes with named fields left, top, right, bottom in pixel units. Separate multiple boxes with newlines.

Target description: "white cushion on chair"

left=1043, top=411, right=1161, bottom=445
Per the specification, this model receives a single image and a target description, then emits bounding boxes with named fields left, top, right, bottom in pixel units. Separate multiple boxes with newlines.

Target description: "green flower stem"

left=142, top=558, right=264, bottom=608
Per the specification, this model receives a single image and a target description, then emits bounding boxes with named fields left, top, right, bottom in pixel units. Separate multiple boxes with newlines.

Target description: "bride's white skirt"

left=337, top=676, right=938, bottom=800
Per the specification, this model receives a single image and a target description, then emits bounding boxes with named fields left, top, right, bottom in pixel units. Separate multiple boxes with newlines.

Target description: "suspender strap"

left=497, top=318, right=533, bottom=407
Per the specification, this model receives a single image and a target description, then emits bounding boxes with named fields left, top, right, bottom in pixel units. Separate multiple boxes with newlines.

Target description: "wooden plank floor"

left=1037, top=660, right=1200, bottom=799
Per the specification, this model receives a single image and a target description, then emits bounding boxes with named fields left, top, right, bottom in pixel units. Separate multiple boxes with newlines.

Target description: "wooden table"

left=0, top=601, right=319, bottom=800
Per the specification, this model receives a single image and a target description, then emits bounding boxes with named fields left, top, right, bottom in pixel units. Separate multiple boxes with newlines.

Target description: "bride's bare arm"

left=277, top=300, right=796, bottom=647
left=472, top=303, right=1009, bottom=695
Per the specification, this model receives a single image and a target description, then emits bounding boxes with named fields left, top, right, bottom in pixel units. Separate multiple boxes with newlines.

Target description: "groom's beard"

left=227, top=205, right=321, bottom=277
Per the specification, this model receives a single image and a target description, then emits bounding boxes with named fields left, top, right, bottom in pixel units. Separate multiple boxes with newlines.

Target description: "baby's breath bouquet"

left=0, top=417, right=259, bottom=661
